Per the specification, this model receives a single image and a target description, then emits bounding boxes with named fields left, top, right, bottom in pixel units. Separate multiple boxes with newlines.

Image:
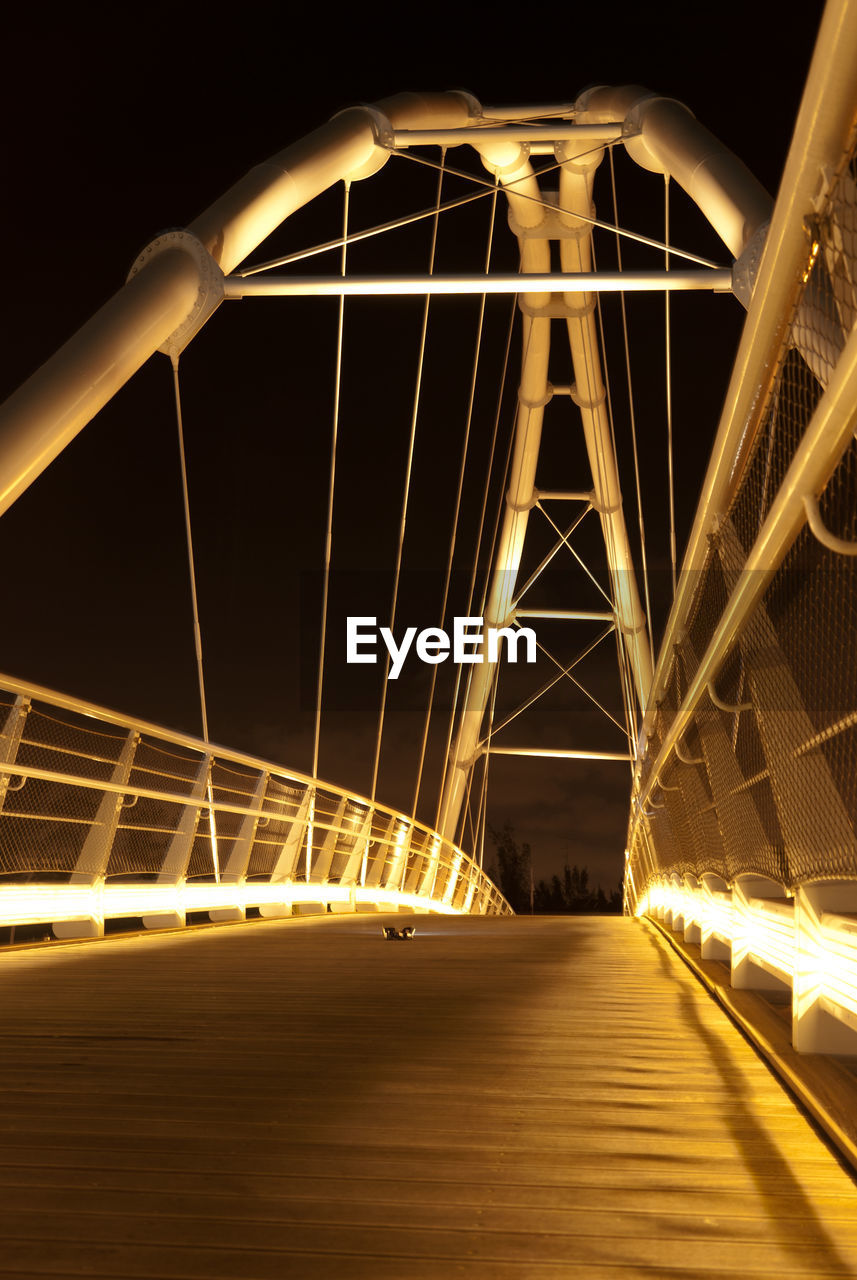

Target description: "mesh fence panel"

left=630, top=128, right=857, bottom=899
left=109, top=796, right=194, bottom=877
left=130, top=738, right=206, bottom=797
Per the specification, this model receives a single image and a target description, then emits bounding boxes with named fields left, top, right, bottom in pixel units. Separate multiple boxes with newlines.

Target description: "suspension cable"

left=170, top=355, right=219, bottom=882
left=394, top=147, right=723, bottom=268
left=514, top=505, right=593, bottom=606
left=528, top=628, right=629, bottom=736
left=607, top=148, right=653, bottom=645
left=475, top=664, right=501, bottom=869
left=613, top=611, right=640, bottom=766
left=665, top=174, right=677, bottom=596
left=486, top=623, right=616, bottom=739
left=569, top=209, right=639, bottom=754
left=536, top=505, right=613, bottom=607
left=442, top=313, right=539, bottom=839
left=312, top=181, right=350, bottom=787
left=238, top=188, right=490, bottom=275
left=171, top=358, right=210, bottom=745
left=435, top=297, right=518, bottom=828
left=411, top=176, right=500, bottom=821
left=460, top=762, right=479, bottom=851
left=370, top=151, right=447, bottom=807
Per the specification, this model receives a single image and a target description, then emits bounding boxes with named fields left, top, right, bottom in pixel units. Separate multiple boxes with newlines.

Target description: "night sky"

left=0, top=4, right=825, bottom=891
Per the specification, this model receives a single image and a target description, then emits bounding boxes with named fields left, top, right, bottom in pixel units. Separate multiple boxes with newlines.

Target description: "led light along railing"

left=639, top=875, right=857, bottom=1055
left=0, top=677, right=512, bottom=940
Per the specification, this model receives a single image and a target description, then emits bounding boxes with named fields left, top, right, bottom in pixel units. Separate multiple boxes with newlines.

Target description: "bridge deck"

left=2, top=913, right=857, bottom=1278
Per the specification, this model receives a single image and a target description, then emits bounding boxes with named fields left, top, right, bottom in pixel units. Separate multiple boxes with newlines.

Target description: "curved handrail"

left=0, top=674, right=513, bottom=934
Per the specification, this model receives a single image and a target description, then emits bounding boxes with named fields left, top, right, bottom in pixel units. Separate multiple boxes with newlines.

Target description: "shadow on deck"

left=1, top=913, right=857, bottom=1277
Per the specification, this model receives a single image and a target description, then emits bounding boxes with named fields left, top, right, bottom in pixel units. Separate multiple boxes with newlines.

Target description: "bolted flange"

left=128, top=229, right=225, bottom=359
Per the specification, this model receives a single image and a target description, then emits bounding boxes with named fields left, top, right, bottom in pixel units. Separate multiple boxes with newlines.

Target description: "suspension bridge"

left=2, top=0, right=857, bottom=1274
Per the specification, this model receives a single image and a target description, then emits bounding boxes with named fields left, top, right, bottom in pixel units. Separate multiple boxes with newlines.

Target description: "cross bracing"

left=0, top=0, right=856, bottom=1072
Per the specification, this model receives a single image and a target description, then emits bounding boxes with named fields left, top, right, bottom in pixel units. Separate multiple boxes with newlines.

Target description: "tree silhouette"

left=486, top=822, right=532, bottom=914
left=487, top=824, right=622, bottom=914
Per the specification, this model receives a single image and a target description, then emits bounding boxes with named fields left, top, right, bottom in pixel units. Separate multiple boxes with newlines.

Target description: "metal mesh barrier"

left=0, top=682, right=512, bottom=927
left=627, top=127, right=857, bottom=903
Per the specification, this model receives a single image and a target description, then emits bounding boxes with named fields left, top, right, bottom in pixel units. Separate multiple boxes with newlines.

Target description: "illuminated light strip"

left=0, top=880, right=474, bottom=930
left=733, top=894, right=795, bottom=984
left=700, top=890, right=736, bottom=946
left=641, top=877, right=857, bottom=1053
left=224, top=270, right=733, bottom=298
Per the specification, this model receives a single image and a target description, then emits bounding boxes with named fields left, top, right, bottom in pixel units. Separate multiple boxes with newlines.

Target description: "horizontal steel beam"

left=392, top=123, right=625, bottom=147
left=536, top=489, right=593, bottom=501
left=224, top=269, right=732, bottom=299
left=488, top=746, right=632, bottom=761
left=515, top=608, right=615, bottom=622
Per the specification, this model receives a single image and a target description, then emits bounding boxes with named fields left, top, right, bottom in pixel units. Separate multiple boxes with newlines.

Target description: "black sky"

left=0, top=3, right=826, bottom=889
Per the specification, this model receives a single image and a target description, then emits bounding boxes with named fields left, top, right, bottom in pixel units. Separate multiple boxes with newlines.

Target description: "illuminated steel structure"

left=0, top=83, right=769, bottom=842
left=0, top=0, right=856, bottom=1066
left=626, top=0, right=857, bottom=1056
left=0, top=675, right=509, bottom=934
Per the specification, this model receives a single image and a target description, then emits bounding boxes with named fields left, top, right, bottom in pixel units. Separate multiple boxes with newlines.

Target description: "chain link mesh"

left=629, top=128, right=857, bottom=900
left=0, top=685, right=511, bottom=915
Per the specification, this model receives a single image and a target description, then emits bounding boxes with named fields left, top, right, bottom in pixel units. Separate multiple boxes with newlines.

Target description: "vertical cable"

left=412, top=176, right=499, bottom=822
left=312, top=181, right=350, bottom=783
left=171, top=356, right=219, bottom=882
left=608, top=148, right=654, bottom=647
left=574, top=197, right=639, bottom=755
left=435, top=296, right=517, bottom=829
left=665, top=174, right=677, bottom=596
left=475, top=663, right=500, bottom=869
left=370, top=151, right=446, bottom=807
left=309, top=181, right=350, bottom=879
left=591, top=216, right=640, bottom=753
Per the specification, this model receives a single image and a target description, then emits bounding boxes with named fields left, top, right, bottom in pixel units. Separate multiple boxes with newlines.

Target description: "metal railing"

left=0, top=673, right=511, bottom=939
left=624, top=0, right=857, bottom=1054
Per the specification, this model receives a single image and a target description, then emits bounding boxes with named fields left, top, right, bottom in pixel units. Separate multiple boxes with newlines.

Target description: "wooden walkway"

left=1, top=913, right=857, bottom=1278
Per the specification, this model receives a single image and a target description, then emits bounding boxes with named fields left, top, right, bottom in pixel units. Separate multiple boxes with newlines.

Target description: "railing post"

left=210, top=768, right=268, bottom=922
left=145, top=752, right=210, bottom=929
left=0, top=696, right=30, bottom=812
left=53, top=728, right=139, bottom=940
left=699, top=874, right=732, bottom=962
left=730, top=875, right=792, bottom=991
left=364, top=815, right=397, bottom=889
left=682, top=875, right=702, bottom=944
left=383, top=822, right=411, bottom=892
left=252, top=788, right=311, bottom=918
left=443, top=850, right=463, bottom=906
left=310, top=797, right=347, bottom=884
left=793, top=881, right=857, bottom=1054
left=339, top=807, right=373, bottom=887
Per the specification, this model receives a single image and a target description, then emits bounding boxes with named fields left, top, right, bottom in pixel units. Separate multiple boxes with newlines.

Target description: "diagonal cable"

left=370, top=151, right=447, bottom=806
left=312, top=181, right=350, bottom=791
left=412, top=175, right=500, bottom=820
left=485, top=624, right=616, bottom=739
left=665, top=174, right=677, bottom=596
left=170, top=356, right=219, bottom=883
left=435, top=297, right=518, bottom=828
left=393, top=146, right=723, bottom=268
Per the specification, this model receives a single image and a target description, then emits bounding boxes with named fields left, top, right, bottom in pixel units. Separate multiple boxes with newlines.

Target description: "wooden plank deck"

left=1, top=912, right=857, bottom=1278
